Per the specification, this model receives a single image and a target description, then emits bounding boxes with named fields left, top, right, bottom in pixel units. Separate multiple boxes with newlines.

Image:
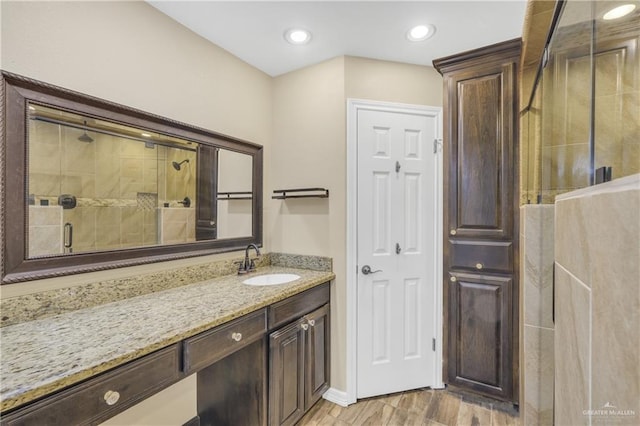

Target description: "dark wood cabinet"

left=197, top=338, right=268, bottom=426
left=192, top=309, right=268, bottom=426
left=1, top=284, right=331, bottom=426
left=0, top=344, right=183, bottom=426
left=268, top=285, right=331, bottom=426
left=434, top=39, right=520, bottom=403
left=304, top=304, right=330, bottom=409
left=268, top=317, right=306, bottom=426
left=447, top=272, right=513, bottom=399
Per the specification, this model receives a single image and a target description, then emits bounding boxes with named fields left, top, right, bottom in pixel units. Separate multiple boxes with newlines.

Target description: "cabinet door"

left=197, top=338, right=267, bottom=426
left=446, top=63, right=515, bottom=241
left=304, top=304, right=330, bottom=409
left=447, top=272, right=513, bottom=400
left=269, top=320, right=305, bottom=426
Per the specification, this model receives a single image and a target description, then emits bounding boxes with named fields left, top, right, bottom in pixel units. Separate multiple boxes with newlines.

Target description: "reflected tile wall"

left=554, top=174, right=640, bottom=426
left=159, top=208, right=195, bottom=245
left=28, top=206, right=63, bottom=257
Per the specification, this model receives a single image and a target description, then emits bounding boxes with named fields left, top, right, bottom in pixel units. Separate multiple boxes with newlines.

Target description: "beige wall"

left=272, top=56, right=348, bottom=391
left=2, top=0, right=444, bottom=419
left=272, top=56, right=443, bottom=391
left=345, top=56, right=443, bottom=106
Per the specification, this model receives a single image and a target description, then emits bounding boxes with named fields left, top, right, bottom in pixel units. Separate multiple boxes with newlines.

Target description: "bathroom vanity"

left=0, top=266, right=333, bottom=426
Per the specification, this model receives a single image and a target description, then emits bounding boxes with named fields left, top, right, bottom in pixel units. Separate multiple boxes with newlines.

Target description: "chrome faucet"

left=237, top=244, right=261, bottom=274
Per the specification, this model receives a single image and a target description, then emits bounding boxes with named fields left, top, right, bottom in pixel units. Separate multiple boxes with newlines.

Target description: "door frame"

left=342, top=99, right=444, bottom=406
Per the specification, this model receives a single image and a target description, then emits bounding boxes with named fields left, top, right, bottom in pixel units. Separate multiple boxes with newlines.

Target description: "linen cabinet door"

left=304, top=304, right=330, bottom=409
left=447, top=272, right=513, bottom=400
left=269, top=320, right=305, bottom=426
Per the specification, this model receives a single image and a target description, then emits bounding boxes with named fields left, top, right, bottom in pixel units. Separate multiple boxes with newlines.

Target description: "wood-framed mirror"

left=1, top=71, right=263, bottom=284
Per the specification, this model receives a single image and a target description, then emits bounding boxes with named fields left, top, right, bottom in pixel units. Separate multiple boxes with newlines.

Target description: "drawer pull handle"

left=308, top=319, right=316, bottom=327
left=476, top=263, right=483, bottom=270
left=231, top=332, right=243, bottom=342
left=104, top=390, right=120, bottom=406
left=450, top=229, right=457, bottom=236
left=301, top=323, right=309, bottom=331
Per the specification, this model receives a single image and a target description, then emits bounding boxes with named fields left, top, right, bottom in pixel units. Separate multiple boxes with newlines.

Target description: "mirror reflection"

left=27, top=103, right=252, bottom=258
left=217, top=150, right=253, bottom=239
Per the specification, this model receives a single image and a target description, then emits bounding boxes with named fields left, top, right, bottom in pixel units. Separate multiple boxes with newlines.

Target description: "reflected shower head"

left=78, top=121, right=94, bottom=143
left=172, top=159, right=189, bottom=171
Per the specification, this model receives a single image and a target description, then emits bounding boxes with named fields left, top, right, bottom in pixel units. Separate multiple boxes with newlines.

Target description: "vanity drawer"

left=450, top=240, right=513, bottom=273
left=268, top=282, right=330, bottom=330
left=183, top=308, right=267, bottom=375
left=1, top=344, right=182, bottom=426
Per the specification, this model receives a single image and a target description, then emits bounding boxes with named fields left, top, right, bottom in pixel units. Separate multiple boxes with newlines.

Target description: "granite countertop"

left=0, top=266, right=335, bottom=412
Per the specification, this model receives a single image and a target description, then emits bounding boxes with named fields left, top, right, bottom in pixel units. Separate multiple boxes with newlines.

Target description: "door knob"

left=361, top=265, right=382, bottom=275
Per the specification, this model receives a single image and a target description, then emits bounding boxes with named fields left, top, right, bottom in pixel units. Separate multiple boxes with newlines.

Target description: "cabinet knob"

left=450, top=229, right=457, bottom=236
left=301, top=323, right=309, bottom=331
left=104, top=390, right=120, bottom=406
left=476, top=263, right=483, bottom=270
left=231, top=332, right=243, bottom=342
left=308, top=319, right=315, bottom=327
left=450, top=276, right=457, bottom=282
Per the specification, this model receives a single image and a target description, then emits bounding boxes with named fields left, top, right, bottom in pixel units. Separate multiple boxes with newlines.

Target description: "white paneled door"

left=356, top=108, right=438, bottom=398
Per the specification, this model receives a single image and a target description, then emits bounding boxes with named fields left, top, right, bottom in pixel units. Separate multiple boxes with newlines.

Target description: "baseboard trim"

left=323, top=387, right=355, bottom=407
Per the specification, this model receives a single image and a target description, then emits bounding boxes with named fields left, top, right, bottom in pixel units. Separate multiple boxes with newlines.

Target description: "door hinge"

left=433, top=138, right=442, bottom=154
left=432, top=338, right=436, bottom=351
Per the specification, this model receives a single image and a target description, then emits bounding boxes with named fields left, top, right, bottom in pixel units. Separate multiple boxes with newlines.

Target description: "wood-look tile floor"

left=298, top=388, right=521, bottom=426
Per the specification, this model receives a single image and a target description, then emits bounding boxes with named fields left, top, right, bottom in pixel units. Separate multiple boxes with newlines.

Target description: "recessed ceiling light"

left=603, top=4, right=636, bottom=20
left=284, top=28, right=311, bottom=45
left=407, top=24, right=436, bottom=42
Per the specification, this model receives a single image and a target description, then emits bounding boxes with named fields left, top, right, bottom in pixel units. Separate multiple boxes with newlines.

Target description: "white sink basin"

left=242, top=273, right=301, bottom=286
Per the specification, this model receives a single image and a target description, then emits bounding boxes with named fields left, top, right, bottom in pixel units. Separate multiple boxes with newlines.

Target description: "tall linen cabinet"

left=433, top=39, right=521, bottom=403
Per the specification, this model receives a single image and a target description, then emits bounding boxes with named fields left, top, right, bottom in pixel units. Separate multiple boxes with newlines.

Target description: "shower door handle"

left=64, top=222, right=73, bottom=253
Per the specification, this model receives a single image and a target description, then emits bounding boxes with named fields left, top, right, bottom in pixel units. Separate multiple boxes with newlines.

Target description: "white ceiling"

left=149, top=1, right=528, bottom=77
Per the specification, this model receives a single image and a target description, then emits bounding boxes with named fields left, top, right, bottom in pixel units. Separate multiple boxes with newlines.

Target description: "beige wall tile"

left=28, top=225, right=63, bottom=257
left=66, top=206, right=97, bottom=252
left=555, top=197, right=592, bottom=286
left=589, top=189, right=640, bottom=423
left=523, top=206, right=555, bottom=328
left=29, top=206, right=62, bottom=227
left=523, top=325, right=554, bottom=425
left=541, top=144, right=591, bottom=191
left=622, top=91, right=639, bottom=147
left=120, top=139, right=145, bottom=158
left=554, top=264, right=591, bottom=426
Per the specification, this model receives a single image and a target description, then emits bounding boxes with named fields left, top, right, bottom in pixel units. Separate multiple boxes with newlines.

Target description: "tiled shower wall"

left=28, top=120, right=196, bottom=254
left=520, top=205, right=554, bottom=425
left=554, top=174, right=640, bottom=426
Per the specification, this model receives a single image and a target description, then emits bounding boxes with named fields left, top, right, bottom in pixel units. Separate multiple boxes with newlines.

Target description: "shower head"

left=172, top=159, right=189, bottom=171
left=78, top=121, right=94, bottom=143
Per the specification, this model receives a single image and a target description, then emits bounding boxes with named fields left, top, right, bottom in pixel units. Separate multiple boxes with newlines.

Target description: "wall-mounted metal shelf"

left=217, top=191, right=253, bottom=201
left=272, top=188, right=329, bottom=199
